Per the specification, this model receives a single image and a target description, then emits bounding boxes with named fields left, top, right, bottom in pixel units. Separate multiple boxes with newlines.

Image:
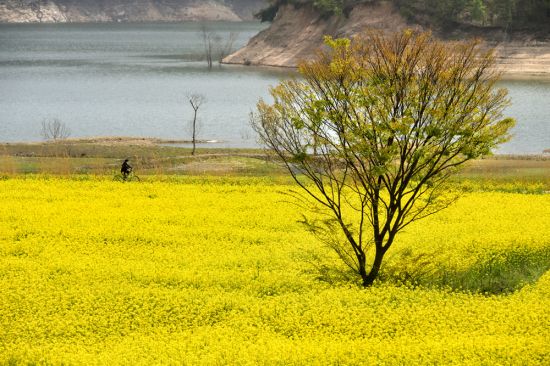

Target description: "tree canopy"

left=252, top=30, right=514, bottom=286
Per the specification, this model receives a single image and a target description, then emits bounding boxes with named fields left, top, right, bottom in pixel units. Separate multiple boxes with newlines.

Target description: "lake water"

left=0, top=23, right=549, bottom=154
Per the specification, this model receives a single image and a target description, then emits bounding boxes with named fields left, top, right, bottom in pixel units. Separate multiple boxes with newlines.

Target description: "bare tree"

left=201, top=24, right=239, bottom=69
left=217, top=31, right=239, bottom=63
left=40, top=118, right=71, bottom=142
left=201, top=24, right=214, bottom=70
left=186, top=94, right=206, bottom=156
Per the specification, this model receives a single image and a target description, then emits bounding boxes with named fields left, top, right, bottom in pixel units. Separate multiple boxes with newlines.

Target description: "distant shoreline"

left=0, top=0, right=266, bottom=23
left=1, top=137, right=224, bottom=147
left=2, top=138, right=549, bottom=159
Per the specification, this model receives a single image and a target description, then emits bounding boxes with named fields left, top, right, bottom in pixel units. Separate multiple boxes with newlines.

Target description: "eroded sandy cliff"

left=223, top=1, right=550, bottom=77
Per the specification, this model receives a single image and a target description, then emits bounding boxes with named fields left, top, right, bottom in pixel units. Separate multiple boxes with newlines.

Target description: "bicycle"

left=113, top=171, right=141, bottom=182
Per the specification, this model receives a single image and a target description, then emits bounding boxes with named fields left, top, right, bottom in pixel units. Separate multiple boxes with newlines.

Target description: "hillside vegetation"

left=395, top=0, right=550, bottom=30
left=1, top=176, right=549, bottom=364
left=259, top=0, right=550, bottom=30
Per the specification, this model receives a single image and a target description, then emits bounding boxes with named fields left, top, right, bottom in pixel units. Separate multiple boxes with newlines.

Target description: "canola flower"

left=0, top=176, right=549, bottom=365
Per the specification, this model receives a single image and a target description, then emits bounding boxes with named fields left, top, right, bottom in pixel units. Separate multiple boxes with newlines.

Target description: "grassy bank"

left=2, top=141, right=550, bottom=187
left=0, top=176, right=549, bottom=364
left=0, top=142, right=279, bottom=177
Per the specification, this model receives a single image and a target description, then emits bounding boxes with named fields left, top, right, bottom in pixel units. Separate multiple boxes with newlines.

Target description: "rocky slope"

left=0, top=0, right=267, bottom=23
left=223, top=1, right=550, bottom=77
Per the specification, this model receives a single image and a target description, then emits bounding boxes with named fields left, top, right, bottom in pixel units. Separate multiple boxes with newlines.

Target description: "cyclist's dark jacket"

left=121, top=160, right=132, bottom=175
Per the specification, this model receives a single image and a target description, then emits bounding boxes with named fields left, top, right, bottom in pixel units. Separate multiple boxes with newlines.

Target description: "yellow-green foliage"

left=1, top=177, right=549, bottom=365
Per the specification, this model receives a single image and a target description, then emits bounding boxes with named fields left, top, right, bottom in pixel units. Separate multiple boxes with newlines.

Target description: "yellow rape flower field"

left=1, top=176, right=549, bottom=365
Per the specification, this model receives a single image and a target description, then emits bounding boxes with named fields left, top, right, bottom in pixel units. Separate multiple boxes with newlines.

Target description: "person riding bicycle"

left=121, top=159, right=132, bottom=180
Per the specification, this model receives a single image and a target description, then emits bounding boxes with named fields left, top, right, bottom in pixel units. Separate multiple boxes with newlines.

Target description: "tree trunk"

left=360, top=247, right=385, bottom=287
left=192, top=109, right=197, bottom=156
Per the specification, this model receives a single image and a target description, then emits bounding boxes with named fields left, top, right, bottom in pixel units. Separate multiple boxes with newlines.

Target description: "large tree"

left=252, top=30, right=514, bottom=287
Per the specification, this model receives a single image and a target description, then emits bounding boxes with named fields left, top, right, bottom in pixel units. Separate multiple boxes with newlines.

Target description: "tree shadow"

left=381, top=246, right=550, bottom=295
left=295, top=249, right=359, bottom=286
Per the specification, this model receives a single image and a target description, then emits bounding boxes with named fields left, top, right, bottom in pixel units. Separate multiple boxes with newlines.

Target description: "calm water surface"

left=0, top=23, right=548, bottom=153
